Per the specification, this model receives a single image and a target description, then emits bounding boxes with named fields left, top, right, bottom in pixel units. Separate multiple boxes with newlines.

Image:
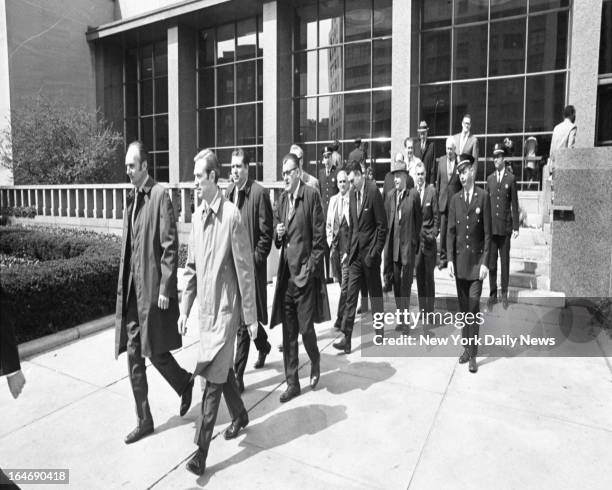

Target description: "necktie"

left=287, top=195, right=295, bottom=222
left=498, top=171, right=502, bottom=184
left=237, top=189, right=245, bottom=209
left=419, top=186, right=424, bottom=205
left=465, top=191, right=469, bottom=205
left=448, top=159, right=453, bottom=180
left=132, top=189, right=140, bottom=229
left=338, top=195, right=344, bottom=222
left=357, top=190, right=361, bottom=212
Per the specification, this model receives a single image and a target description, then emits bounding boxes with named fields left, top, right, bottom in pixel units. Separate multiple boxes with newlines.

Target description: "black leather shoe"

left=235, top=372, right=245, bottom=394
left=333, top=336, right=351, bottom=354
left=254, top=343, right=271, bottom=369
left=469, top=357, right=478, bottom=373
left=487, top=295, right=498, bottom=310
left=180, top=377, right=194, bottom=417
left=310, top=361, right=320, bottom=389
left=186, top=449, right=207, bottom=476
left=279, top=386, right=300, bottom=403
left=438, top=261, right=448, bottom=270
left=124, top=423, right=154, bottom=444
left=224, top=411, right=249, bottom=440
left=502, top=292, right=509, bottom=310
left=458, top=350, right=470, bottom=364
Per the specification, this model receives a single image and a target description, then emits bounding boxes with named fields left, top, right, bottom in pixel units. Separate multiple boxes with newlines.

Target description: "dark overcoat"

left=115, top=176, right=181, bottom=359
left=270, top=182, right=331, bottom=332
left=226, top=179, right=273, bottom=325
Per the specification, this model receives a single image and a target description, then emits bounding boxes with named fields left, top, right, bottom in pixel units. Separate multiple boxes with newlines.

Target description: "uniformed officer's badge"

left=475, top=207, right=481, bottom=214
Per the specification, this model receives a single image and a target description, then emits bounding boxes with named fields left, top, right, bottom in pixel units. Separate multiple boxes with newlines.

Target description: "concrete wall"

left=114, top=0, right=189, bottom=20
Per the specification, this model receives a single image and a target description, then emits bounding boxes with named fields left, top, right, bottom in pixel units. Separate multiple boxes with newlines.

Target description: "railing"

left=0, top=181, right=287, bottom=224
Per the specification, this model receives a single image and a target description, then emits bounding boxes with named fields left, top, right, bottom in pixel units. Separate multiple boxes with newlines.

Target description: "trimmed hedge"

left=0, top=226, right=121, bottom=343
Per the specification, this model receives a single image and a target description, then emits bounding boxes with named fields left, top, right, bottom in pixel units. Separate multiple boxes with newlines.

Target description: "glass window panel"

left=155, top=116, right=168, bottom=151
left=141, top=117, right=153, bottom=150
left=319, top=0, right=343, bottom=47
left=154, top=41, right=167, bottom=77
left=344, top=92, right=371, bottom=139
left=296, top=1, right=318, bottom=50
left=373, top=0, right=392, bottom=37
left=217, top=24, right=235, bottom=64
left=423, top=0, right=452, bottom=29
left=487, top=77, right=524, bottom=133
left=198, top=68, right=215, bottom=108
left=125, top=118, right=138, bottom=144
left=295, top=51, right=318, bottom=96
left=216, top=149, right=233, bottom=167
left=597, top=84, right=612, bottom=144
left=319, top=94, right=343, bottom=141
left=257, top=15, right=264, bottom=57
left=600, top=1, right=612, bottom=75
left=199, top=28, right=216, bottom=67
left=301, top=143, right=318, bottom=173
left=372, top=90, right=391, bottom=138
left=454, top=24, right=488, bottom=80
left=125, top=82, right=138, bottom=118
left=454, top=0, right=488, bottom=25
left=217, top=107, right=234, bottom=147
left=452, top=81, right=486, bottom=134
left=345, top=0, right=371, bottom=42
left=373, top=38, right=392, bottom=87
left=140, top=44, right=153, bottom=79
left=236, top=104, right=256, bottom=146
left=257, top=60, right=263, bottom=100
left=217, top=65, right=234, bottom=105
left=198, top=109, right=215, bottom=148
left=140, top=79, right=153, bottom=115
left=154, top=153, right=169, bottom=182
left=421, top=30, right=451, bottom=83
left=125, top=48, right=138, bottom=82
left=297, top=98, right=317, bottom=142
left=319, top=47, right=343, bottom=93
left=257, top=103, right=263, bottom=144
left=491, top=0, right=527, bottom=19
left=155, top=78, right=167, bottom=113
left=525, top=73, right=565, bottom=132
left=236, top=61, right=256, bottom=103
left=527, top=11, right=568, bottom=73
left=420, top=84, right=450, bottom=136
left=237, top=18, right=257, bottom=61
left=489, top=18, right=526, bottom=76
left=344, top=42, right=371, bottom=90
left=529, top=0, right=569, bottom=12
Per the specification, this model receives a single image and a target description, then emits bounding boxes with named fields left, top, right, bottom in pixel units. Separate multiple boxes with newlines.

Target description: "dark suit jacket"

left=414, top=138, right=436, bottom=186
left=453, top=132, right=479, bottom=161
left=270, top=181, right=330, bottom=329
left=226, top=179, right=273, bottom=324
left=384, top=188, right=422, bottom=273
left=347, top=180, right=387, bottom=266
left=436, top=156, right=462, bottom=213
left=418, top=184, right=440, bottom=256
left=447, top=186, right=492, bottom=281
left=1, top=322, right=20, bottom=376
left=486, top=170, right=519, bottom=236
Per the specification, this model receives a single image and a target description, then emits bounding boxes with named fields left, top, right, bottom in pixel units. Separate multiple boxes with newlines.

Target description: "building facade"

left=1, top=0, right=610, bottom=186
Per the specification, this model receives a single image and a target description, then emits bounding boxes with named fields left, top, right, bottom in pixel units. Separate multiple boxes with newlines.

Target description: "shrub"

left=0, top=226, right=121, bottom=343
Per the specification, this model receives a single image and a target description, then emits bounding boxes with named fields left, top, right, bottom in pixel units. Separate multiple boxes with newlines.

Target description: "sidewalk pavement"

left=1, top=282, right=611, bottom=490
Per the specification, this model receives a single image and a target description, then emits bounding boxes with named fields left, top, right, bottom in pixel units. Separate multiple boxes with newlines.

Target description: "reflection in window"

left=487, top=77, right=524, bottom=134
left=454, top=24, right=487, bottom=80
left=489, top=18, right=526, bottom=76
left=525, top=73, right=565, bottom=133
left=452, top=82, right=486, bottom=135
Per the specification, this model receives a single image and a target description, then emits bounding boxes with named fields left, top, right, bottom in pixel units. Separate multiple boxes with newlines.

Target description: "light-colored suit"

left=453, top=132, right=479, bottom=161
left=549, top=118, right=577, bottom=163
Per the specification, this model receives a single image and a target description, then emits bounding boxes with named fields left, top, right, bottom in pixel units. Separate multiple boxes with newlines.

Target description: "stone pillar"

left=391, top=0, right=413, bottom=156
left=568, top=1, right=602, bottom=148
left=262, top=0, right=293, bottom=182
left=0, top=1, right=13, bottom=185
left=168, top=24, right=197, bottom=184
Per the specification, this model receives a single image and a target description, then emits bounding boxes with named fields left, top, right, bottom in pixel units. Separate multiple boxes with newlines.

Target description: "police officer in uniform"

left=319, top=146, right=339, bottom=282
left=486, top=143, right=519, bottom=309
left=448, top=154, right=491, bottom=374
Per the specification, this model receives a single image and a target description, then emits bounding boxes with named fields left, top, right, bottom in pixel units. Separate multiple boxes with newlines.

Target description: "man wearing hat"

left=383, top=159, right=422, bottom=330
left=319, top=146, right=340, bottom=282
left=413, top=121, right=436, bottom=186
left=447, top=153, right=491, bottom=374
left=486, top=143, right=519, bottom=310
left=289, top=144, right=320, bottom=193
left=436, top=137, right=462, bottom=269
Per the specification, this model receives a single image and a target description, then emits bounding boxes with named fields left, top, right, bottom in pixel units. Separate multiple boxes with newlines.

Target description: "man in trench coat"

left=115, top=141, right=193, bottom=445
left=270, top=153, right=330, bottom=404
left=179, top=149, right=258, bottom=476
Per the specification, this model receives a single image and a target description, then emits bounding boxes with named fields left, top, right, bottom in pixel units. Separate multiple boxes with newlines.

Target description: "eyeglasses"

left=282, top=167, right=299, bottom=177
left=416, top=172, right=425, bottom=176
left=337, top=179, right=347, bottom=183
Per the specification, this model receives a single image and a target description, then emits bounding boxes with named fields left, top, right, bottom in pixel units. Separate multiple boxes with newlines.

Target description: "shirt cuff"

left=5, top=370, right=21, bottom=379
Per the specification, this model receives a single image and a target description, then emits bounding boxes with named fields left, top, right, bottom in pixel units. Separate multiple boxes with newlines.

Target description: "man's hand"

left=448, top=261, right=455, bottom=279
left=7, top=370, right=26, bottom=399
left=158, top=294, right=169, bottom=310
left=276, top=223, right=286, bottom=238
left=178, top=314, right=188, bottom=335
left=512, top=230, right=519, bottom=239
left=247, top=322, right=258, bottom=340
left=479, top=264, right=489, bottom=281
